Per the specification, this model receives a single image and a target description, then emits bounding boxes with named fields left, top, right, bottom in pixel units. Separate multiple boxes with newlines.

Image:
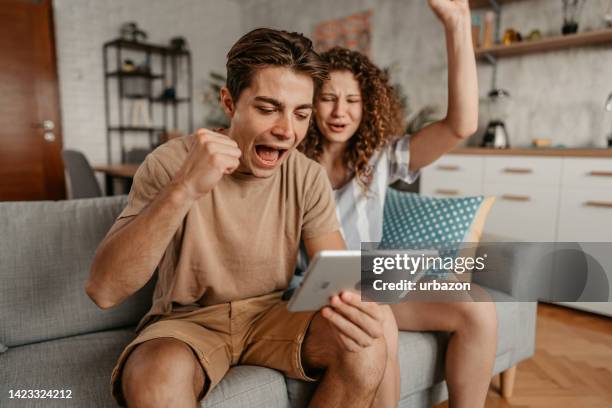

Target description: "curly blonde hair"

left=298, top=47, right=405, bottom=190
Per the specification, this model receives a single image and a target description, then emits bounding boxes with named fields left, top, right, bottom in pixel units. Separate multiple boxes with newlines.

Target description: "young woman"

left=299, top=1, right=497, bottom=407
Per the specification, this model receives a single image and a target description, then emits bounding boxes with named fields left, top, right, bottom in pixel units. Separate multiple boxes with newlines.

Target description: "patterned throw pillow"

left=381, top=189, right=495, bottom=277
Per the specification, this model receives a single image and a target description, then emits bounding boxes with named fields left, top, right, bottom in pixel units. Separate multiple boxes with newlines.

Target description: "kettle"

left=481, top=89, right=511, bottom=149
left=482, top=120, right=509, bottom=149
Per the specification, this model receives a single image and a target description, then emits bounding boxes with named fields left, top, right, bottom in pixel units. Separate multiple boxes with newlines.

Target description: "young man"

left=86, top=28, right=395, bottom=407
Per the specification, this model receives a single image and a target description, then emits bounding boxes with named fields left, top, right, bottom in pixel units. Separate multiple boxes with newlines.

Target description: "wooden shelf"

left=104, top=39, right=190, bottom=55
left=106, top=71, right=163, bottom=79
left=151, top=97, right=190, bottom=104
left=470, top=0, right=523, bottom=10
left=108, top=126, right=165, bottom=132
left=122, top=95, right=190, bottom=103
left=476, top=28, right=612, bottom=59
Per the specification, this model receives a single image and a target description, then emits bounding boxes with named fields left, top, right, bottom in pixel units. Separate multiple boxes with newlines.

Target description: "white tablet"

left=286, top=249, right=437, bottom=312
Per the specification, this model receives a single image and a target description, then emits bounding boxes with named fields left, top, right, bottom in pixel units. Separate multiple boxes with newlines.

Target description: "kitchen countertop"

left=449, top=147, right=612, bottom=158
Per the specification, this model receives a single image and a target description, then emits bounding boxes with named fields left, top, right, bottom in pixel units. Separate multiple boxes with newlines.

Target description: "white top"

left=295, top=135, right=418, bottom=275
left=334, top=135, right=419, bottom=250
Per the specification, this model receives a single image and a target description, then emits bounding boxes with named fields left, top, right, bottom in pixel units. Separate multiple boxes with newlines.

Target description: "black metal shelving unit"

left=103, top=38, right=193, bottom=164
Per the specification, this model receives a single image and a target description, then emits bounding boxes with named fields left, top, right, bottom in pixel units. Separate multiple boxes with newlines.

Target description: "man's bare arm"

left=86, top=129, right=241, bottom=309
left=86, top=182, right=196, bottom=309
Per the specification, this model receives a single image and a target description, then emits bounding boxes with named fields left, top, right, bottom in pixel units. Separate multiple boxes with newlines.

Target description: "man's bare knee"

left=122, top=338, right=206, bottom=405
left=304, top=313, right=387, bottom=392
left=339, top=336, right=387, bottom=392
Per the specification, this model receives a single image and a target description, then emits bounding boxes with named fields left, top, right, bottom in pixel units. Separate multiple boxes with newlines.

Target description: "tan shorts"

left=110, top=291, right=317, bottom=405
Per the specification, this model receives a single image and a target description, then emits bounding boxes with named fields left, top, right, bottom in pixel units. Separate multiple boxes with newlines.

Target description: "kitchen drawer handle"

left=588, top=171, right=612, bottom=177
left=500, top=194, right=531, bottom=202
left=435, top=189, right=460, bottom=196
left=584, top=200, right=612, bottom=209
left=502, top=167, right=533, bottom=174
left=436, top=165, right=460, bottom=171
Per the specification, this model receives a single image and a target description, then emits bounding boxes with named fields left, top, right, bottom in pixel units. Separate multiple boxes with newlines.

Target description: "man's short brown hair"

left=226, top=28, right=328, bottom=101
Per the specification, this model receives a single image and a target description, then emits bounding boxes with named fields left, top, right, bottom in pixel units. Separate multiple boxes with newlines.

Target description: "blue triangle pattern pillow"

left=381, top=189, right=487, bottom=278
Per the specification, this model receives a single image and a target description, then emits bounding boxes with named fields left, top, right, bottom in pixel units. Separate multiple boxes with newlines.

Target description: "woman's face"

left=315, top=70, right=363, bottom=144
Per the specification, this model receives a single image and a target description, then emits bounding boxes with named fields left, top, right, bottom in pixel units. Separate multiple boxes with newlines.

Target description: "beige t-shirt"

left=118, top=135, right=340, bottom=329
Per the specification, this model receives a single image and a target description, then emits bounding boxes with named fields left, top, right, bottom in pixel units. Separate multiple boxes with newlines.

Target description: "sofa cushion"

left=381, top=190, right=494, bottom=278
left=0, top=196, right=155, bottom=348
left=382, top=190, right=494, bottom=248
left=0, top=329, right=290, bottom=408
left=0, top=329, right=134, bottom=407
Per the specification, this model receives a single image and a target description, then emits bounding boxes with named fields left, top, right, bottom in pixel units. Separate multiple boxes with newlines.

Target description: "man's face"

left=224, top=66, right=314, bottom=178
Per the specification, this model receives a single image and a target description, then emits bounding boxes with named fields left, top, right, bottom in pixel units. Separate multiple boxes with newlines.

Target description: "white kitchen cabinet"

left=561, top=158, right=612, bottom=189
left=483, top=183, right=559, bottom=241
left=420, top=178, right=483, bottom=198
left=557, top=188, right=612, bottom=242
left=421, top=153, right=612, bottom=316
left=424, top=155, right=484, bottom=183
left=422, top=154, right=612, bottom=243
left=484, top=156, right=562, bottom=186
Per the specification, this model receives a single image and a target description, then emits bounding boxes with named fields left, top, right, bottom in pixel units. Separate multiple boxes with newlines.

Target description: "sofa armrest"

left=471, top=234, right=536, bottom=301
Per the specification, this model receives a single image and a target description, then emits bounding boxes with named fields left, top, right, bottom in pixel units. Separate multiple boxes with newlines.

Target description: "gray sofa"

left=0, top=196, right=536, bottom=407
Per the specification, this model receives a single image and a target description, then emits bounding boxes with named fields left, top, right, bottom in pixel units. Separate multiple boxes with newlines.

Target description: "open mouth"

left=254, top=144, right=288, bottom=167
left=328, top=123, right=347, bottom=132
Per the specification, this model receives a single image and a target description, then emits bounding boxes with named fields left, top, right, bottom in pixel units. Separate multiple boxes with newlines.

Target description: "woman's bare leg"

left=390, top=300, right=497, bottom=408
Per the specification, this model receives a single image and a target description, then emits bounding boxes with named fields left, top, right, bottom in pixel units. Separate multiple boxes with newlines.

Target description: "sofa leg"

left=500, top=365, right=517, bottom=398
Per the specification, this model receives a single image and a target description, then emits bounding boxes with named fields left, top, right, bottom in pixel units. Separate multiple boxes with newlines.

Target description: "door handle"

left=435, top=189, right=460, bottom=196
left=500, top=194, right=531, bottom=202
left=436, top=165, right=460, bottom=171
left=31, top=120, right=55, bottom=130
left=502, top=167, right=533, bottom=174
left=584, top=200, right=612, bottom=209
left=44, top=132, right=56, bottom=142
left=588, top=171, right=612, bottom=177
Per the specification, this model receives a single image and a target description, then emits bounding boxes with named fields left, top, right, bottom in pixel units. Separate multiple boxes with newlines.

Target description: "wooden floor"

left=435, top=303, right=612, bottom=408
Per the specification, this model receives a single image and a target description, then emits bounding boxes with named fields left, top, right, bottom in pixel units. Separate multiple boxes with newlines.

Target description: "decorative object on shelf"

left=121, top=59, right=136, bottom=72
left=170, top=36, right=188, bottom=52
left=481, top=89, right=511, bottom=149
left=482, top=11, right=495, bottom=48
left=526, top=29, right=543, bottom=41
left=605, top=0, right=612, bottom=28
left=119, top=22, right=148, bottom=42
left=532, top=138, right=552, bottom=147
left=502, top=28, right=523, bottom=45
left=606, top=92, right=612, bottom=148
left=562, top=0, right=585, bottom=35
left=123, top=75, right=149, bottom=98
left=159, top=87, right=177, bottom=101
left=129, top=98, right=152, bottom=128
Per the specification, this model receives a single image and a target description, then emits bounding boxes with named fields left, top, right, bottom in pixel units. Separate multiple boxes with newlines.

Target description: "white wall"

left=53, top=0, right=242, bottom=165
left=239, top=0, right=612, bottom=148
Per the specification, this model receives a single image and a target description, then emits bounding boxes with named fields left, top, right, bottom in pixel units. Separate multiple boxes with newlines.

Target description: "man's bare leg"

left=391, top=301, right=497, bottom=408
left=121, top=338, right=207, bottom=408
left=302, top=313, right=388, bottom=408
